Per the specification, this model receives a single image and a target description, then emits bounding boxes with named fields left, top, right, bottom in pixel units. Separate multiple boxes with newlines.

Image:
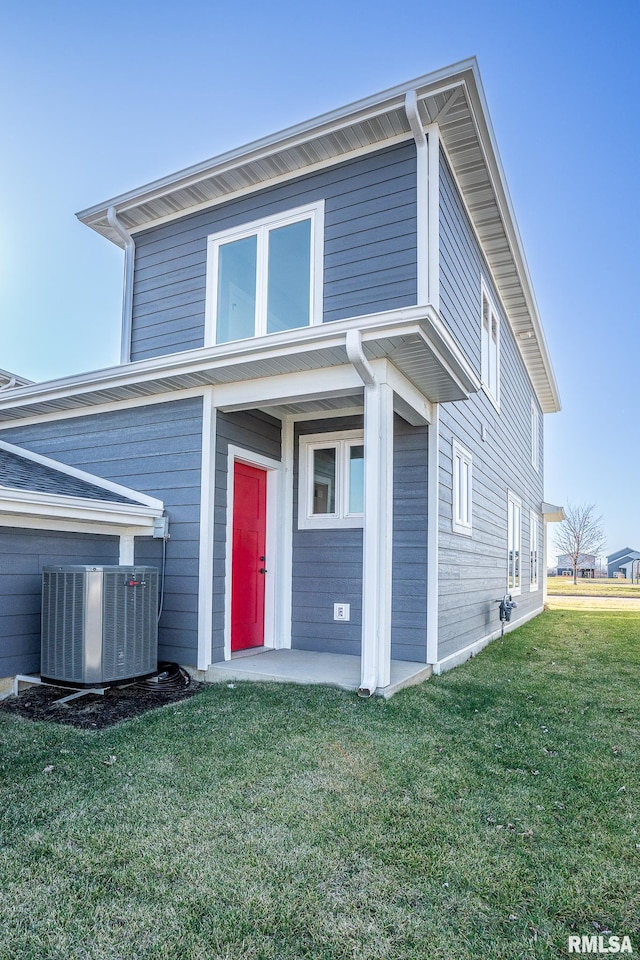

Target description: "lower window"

left=299, top=431, right=364, bottom=529
left=507, top=491, right=522, bottom=595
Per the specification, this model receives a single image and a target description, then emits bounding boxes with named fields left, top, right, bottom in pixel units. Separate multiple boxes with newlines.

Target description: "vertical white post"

left=119, top=533, right=135, bottom=566
left=277, top=417, right=294, bottom=649
left=426, top=405, right=440, bottom=665
left=197, top=388, right=217, bottom=671
left=360, top=380, right=394, bottom=693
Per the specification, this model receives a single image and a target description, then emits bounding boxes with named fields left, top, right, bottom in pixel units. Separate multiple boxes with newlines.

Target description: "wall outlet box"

left=152, top=516, right=170, bottom=539
left=334, top=603, right=350, bottom=621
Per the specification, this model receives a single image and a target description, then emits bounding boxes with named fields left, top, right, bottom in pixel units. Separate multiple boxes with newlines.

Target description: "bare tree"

left=554, top=503, right=606, bottom=585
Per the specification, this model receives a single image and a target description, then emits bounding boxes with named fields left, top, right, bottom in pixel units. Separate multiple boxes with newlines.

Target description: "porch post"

left=360, top=380, right=394, bottom=694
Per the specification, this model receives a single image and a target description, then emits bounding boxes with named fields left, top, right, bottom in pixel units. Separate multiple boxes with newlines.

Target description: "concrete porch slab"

left=204, top=648, right=432, bottom=698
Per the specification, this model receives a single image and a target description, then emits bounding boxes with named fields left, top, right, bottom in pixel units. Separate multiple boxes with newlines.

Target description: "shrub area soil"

left=0, top=670, right=202, bottom=729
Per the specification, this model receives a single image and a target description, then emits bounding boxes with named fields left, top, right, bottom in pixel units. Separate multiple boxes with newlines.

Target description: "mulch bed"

left=0, top=667, right=203, bottom=730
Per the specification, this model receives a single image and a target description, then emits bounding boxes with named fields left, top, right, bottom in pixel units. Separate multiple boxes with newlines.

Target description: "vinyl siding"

left=438, top=150, right=545, bottom=662
left=0, top=528, right=118, bottom=678
left=212, top=410, right=281, bottom=663
left=130, top=142, right=417, bottom=360
left=0, top=398, right=203, bottom=667
left=391, top=416, right=428, bottom=662
left=291, top=417, right=363, bottom=656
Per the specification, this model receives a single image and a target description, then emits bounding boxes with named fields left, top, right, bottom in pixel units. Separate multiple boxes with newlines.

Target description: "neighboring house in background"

left=0, top=58, right=562, bottom=696
left=607, top=548, right=640, bottom=578
left=556, top=553, right=597, bottom=578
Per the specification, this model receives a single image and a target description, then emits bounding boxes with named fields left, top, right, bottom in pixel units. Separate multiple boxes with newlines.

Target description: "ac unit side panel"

left=102, top=569, right=158, bottom=682
left=42, top=570, right=86, bottom=684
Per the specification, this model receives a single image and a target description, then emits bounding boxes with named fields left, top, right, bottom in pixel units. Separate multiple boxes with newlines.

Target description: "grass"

left=1, top=610, right=639, bottom=960
left=547, top=577, right=640, bottom=597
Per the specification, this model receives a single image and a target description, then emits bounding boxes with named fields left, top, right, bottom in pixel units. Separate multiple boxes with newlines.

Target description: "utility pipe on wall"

left=106, top=206, right=135, bottom=365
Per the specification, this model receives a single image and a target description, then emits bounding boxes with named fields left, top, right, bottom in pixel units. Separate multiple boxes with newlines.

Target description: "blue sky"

left=0, top=0, right=638, bottom=560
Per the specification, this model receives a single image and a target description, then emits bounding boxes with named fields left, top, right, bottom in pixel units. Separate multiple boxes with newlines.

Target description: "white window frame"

left=507, top=490, right=522, bottom=596
left=530, top=399, right=539, bottom=471
left=481, top=280, right=500, bottom=409
left=452, top=439, right=472, bottom=536
left=298, top=430, right=364, bottom=530
left=205, top=201, right=324, bottom=346
left=530, top=510, right=539, bottom=592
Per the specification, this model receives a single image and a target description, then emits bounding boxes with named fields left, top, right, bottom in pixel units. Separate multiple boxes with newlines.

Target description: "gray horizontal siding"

left=391, top=416, right=428, bottom=663
left=130, top=143, right=417, bottom=360
left=212, top=410, right=281, bottom=663
left=0, top=529, right=118, bottom=678
left=437, top=153, right=545, bottom=662
left=1, top=398, right=204, bottom=667
left=291, top=416, right=363, bottom=656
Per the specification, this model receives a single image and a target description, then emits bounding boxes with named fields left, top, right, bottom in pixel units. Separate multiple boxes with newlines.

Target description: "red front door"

left=231, top=462, right=267, bottom=651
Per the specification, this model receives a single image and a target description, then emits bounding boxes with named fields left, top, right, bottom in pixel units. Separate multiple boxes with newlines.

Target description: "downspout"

left=0, top=377, right=16, bottom=391
left=106, top=206, right=135, bottom=365
left=404, top=91, right=429, bottom=304
left=346, top=330, right=380, bottom=698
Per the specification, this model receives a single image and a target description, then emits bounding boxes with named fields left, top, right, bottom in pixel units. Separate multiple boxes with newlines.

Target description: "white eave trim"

left=0, top=486, right=163, bottom=528
left=0, top=306, right=480, bottom=421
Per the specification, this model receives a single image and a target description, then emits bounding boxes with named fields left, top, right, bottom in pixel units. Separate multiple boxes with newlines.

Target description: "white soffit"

left=75, top=58, right=559, bottom=414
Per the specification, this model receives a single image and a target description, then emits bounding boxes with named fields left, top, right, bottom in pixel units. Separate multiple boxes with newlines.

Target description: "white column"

left=276, top=417, right=294, bottom=649
left=360, top=380, right=394, bottom=694
left=197, top=388, right=217, bottom=671
left=426, top=405, right=440, bottom=664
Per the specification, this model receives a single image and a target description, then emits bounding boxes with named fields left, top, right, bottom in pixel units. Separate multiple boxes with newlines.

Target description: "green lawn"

left=1, top=611, right=639, bottom=960
left=547, top=577, right=640, bottom=597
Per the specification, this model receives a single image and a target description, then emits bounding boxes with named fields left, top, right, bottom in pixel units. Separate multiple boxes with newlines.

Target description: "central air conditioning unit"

left=41, top=565, right=159, bottom=687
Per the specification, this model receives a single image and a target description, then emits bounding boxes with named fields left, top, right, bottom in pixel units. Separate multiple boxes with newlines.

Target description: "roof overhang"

left=76, top=57, right=559, bottom=414
left=0, top=306, right=479, bottom=425
left=0, top=438, right=164, bottom=535
left=542, top=502, right=565, bottom=523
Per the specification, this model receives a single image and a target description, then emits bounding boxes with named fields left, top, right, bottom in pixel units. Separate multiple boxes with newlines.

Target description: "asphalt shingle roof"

left=0, top=448, right=139, bottom=505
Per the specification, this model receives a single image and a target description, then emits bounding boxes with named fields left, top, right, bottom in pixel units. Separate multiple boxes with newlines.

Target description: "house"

left=0, top=59, right=562, bottom=697
left=607, top=548, right=640, bottom=579
left=556, top=553, right=597, bottom=578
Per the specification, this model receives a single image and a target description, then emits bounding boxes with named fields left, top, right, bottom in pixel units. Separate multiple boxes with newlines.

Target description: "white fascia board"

left=0, top=514, right=148, bottom=538
left=0, top=487, right=162, bottom=528
left=76, top=59, right=476, bottom=229
left=0, top=438, right=164, bottom=510
left=460, top=68, right=561, bottom=414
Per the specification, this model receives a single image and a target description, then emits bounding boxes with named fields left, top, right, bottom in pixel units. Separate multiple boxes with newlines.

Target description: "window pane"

left=348, top=445, right=364, bottom=514
left=312, top=447, right=336, bottom=514
left=267, top=219, right=311, bottom=334
left=216, top=235, right=257, bottom=343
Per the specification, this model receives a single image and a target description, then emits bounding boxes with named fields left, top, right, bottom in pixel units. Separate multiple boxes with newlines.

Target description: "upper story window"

left=531, top=399, right=539, bottom=471
left=481, top=282, right=500, bottom=407
left=452, top=439, right=472, bottom=536
left=206, top=202, right=324, bottom=345
left=298, top=430, right=364, bottom=529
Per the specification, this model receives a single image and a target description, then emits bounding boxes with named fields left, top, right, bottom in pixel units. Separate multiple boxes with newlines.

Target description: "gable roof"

left=607, top=548, right=640, bottom=563
left=75, top=58, right=560, bottom=415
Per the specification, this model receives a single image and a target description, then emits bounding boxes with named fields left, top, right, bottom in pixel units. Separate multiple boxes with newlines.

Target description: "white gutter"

left=106, top=206, right=135, bottom=365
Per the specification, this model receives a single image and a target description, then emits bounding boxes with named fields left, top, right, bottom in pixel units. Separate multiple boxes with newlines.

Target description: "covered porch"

left=205, top=648, right=432, bottom=699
